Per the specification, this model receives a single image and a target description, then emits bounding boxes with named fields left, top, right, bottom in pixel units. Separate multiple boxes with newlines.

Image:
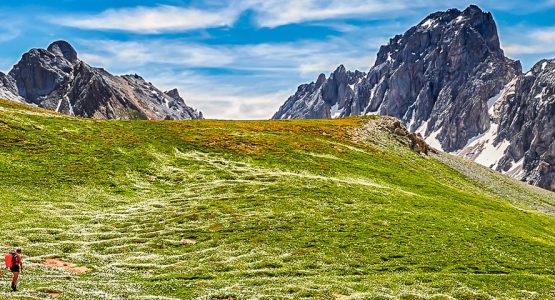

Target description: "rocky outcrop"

left=47, top=40, right=78, bottom=63
left=353, top=117, right=435, bottom=156
left=2, top=40, right=202, bottom=120
left=164, top=88, right=203, bottom=119
left=9, top=46, right=74, bottom=104
left=274, top=5, right=555, bottom=191
left=385, top=119, right=435, bottom=155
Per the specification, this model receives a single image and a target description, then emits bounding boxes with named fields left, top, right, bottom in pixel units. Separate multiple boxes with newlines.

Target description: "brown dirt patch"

left=42, top=289, right=61, bottom=298
left=44, top=258, right=89, bottom=274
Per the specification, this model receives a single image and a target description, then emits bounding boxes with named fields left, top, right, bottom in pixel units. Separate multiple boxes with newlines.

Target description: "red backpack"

left=4, top=253, right=16, bottom=269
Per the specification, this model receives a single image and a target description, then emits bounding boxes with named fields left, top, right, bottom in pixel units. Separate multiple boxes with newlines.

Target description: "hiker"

left=8, top=248, right=22, bottom=292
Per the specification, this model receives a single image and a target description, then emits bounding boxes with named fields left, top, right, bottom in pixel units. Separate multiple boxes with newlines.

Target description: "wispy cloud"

left=53, top=5, right=240, bottom=33
left=79, top=40, right=235, bottom=67
left=0, top=28, right=20, bottom=43
left=242, top=0, right=413, bottom=28
left=51, top=1, right=409, bottom=33
left=0, top=13, right=21, bottom=43
left=78, top=38, right=377, bottom=75
left=48, top=0, right=555, bottom=34
left=503, top=26, right=555, bottom=56
left=45, top=1, right=460, bottom=33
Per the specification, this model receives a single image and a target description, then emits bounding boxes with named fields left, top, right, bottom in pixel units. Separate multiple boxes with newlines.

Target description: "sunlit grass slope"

left=0, top=99, right=554, bottom=299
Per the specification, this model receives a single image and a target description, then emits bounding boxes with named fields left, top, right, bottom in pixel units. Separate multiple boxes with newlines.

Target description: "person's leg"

left=11, top=272, right=18, bottom=291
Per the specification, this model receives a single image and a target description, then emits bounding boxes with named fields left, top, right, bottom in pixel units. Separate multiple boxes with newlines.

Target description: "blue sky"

left=1, top=0, right=555, bottom=119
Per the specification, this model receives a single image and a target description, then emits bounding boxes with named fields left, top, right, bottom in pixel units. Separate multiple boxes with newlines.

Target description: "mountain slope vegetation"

left=0, top=99, right=554, bottom=299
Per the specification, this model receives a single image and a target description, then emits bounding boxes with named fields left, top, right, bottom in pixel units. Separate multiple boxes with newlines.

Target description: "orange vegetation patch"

left=44, top=258, right=89, bottom=274
left=159, top=117, right=364, bottom=155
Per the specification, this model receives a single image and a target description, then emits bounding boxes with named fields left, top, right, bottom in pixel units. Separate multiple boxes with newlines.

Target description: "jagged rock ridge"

left=1, top=41, right=202, bottom=120
left=460, top=60, right=555, bottom=190
left=274, top=5, right=554, bottom=191
left=273, top=65, right=366, bottom=119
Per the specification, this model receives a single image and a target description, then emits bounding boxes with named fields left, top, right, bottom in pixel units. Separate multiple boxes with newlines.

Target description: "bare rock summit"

left=1, top=40, right=202, bottom=120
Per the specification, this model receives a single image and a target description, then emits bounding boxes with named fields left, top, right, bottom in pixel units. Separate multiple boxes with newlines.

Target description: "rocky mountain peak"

left=9, top=45, right=75, bottom=103
left=272, top=64, right=366, bottom=119
left=333, top=64, right=346, bottom=74
left=47, top=40, right=79, bottom=63
left=530, top=59, right=555, bottom=74
left=276, top=4, right=520, bottom=149
left=315, top=73, right=327, bottom=87
left=375, top=5, right=503, bottom=68
left=164, top=88, right=186, bottom=104
left=1, top=41, right=203, bottom=120
left=273, top=5, right=555, bottom=191
left=165, top=88, right=180, bottom=98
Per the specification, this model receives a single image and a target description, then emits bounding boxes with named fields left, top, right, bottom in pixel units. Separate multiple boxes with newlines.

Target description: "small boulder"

left=181, top=239, right=197, bottom=246
left=394, top=127, right=408, bottom=136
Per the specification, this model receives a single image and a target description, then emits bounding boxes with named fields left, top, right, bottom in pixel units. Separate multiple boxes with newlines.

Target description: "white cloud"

left=0, top=27, right=20, bottom=43
left=503, top=26, right=555, bottom=56
left=78, top=38, right=375, bottom=75
left=54, top=5, right=240, bottom=33
left=0, top=14, right=21, bottom=43
left=242, top=0, right=412, bottom=28
left=148, top=70, right=289, bottom=120
left=532, top=27, right=555, bottom=42
left=51, top=1, right=409, bottom=32
left=79, top=40, right=235, bottom=67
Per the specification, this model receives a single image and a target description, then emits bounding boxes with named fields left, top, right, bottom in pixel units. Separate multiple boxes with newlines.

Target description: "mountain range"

left=0, top=5, right=552, bottom=192
left=0, top=41, right=202, bottom=120
left=273, top=5, right=554, bottom=192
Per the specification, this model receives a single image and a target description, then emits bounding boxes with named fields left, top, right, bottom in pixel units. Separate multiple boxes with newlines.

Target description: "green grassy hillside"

left=0, top=99, right=554, bottom=299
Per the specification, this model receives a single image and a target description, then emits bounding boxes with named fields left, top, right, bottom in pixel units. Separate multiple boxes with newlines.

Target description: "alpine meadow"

left=0, top=99, right=554, bottom=299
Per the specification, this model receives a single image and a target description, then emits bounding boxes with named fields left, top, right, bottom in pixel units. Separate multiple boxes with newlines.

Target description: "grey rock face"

left=164, top=88, right=204, bottom=119
left=9, top=47, right=74, bottom=104
left=275, top=5, right=521, bottom=152
left=493, top=60, right=555, bottom=191
left=0, top=72, right=24, bottom=102
left=47, top=40, right=78, bottom=63
left=5, top=41, right=202, bottom=120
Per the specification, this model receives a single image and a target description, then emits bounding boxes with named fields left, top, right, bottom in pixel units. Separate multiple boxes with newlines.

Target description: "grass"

left=0, top=99, right=554, bottom=299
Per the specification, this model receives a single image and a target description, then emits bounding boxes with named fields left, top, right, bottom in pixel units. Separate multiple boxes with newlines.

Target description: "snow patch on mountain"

left=459, top=79, right=516, bottom=168
left=330, top=103, right=342, bottom=119
left=426, top=129, right=444, bottom=152
left=506, top=157, right=525, bottom=179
